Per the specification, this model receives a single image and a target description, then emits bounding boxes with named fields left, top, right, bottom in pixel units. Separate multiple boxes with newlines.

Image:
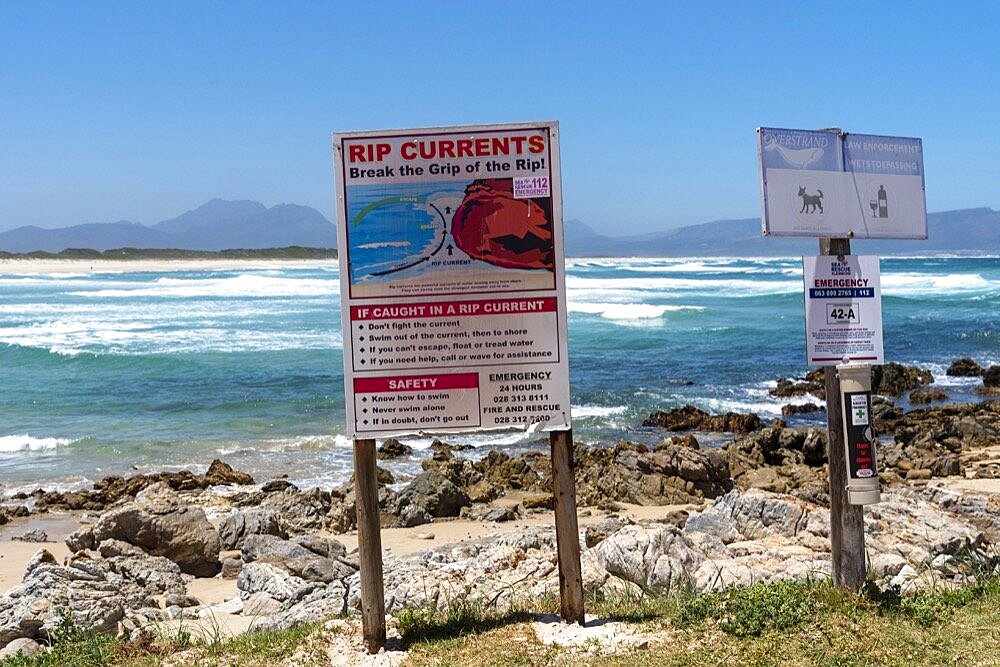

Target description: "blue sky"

left=2, top=1, right=999, bottom=234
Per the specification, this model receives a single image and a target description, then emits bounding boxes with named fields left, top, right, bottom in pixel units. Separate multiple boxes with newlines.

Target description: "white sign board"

left=759, top=128, right=927, bottom=239
left=802, top=255, right=884, bottom=366
left=333, top=122, right=571, bottom=439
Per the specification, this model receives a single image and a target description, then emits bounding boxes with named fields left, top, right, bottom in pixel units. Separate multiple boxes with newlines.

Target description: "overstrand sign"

left=333, top=121, right=571, bottom=439
left=758, top=128, right=927, bottom=239
left=802, top=255, right=883, bottom=365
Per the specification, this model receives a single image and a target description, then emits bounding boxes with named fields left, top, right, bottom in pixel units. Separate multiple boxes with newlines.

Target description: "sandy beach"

left=0, top=258, right=336, bottom=275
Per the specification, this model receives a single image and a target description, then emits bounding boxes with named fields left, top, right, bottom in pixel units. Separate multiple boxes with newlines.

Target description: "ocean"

left=1, top=257, right=996, bottom=493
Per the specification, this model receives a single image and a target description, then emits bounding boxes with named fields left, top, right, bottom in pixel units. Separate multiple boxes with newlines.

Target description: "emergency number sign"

left=802, top=255, right=884, bottom=366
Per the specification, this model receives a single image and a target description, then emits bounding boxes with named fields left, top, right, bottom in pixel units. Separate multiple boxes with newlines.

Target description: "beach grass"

left=3, top=576, right=999, bottom=666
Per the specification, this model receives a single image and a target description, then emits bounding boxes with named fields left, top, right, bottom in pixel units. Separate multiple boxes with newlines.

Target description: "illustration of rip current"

left=346, top=182, right=460, bottom=285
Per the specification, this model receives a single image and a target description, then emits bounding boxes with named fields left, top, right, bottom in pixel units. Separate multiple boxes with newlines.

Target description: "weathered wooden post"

left=353, top=437, right=387, bottom=652
left=819, top=236, right=868, bottom=590
left=550, top=429, right=585, bottom=624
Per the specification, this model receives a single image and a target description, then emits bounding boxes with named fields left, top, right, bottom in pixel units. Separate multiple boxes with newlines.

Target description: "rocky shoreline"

left=0, top=360, right=997, bottom=656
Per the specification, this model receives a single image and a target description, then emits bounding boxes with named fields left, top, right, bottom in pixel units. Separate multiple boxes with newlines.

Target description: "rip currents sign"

left=333, top=121, right=572, bottom=439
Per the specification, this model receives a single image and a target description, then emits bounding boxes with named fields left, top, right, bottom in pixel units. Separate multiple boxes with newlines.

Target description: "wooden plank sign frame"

left=333, top=122, right=583, bottom=651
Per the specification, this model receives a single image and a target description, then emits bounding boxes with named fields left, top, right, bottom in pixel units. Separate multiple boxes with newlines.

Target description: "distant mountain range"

left=0, top=200, right=337, bottom=253
left=565, top=207, right=999, bottom=257
left=1, top=199, right=995, bottom=256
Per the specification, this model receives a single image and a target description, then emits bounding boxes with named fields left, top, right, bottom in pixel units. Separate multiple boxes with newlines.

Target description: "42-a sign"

left=826, top=304, right=860, bottom=324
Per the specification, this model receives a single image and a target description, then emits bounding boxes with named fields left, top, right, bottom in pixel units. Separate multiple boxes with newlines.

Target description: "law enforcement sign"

left=759, top=128, right=927, bottom=239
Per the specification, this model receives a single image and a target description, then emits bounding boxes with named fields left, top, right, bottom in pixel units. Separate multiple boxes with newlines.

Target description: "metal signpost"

left=333, top=122, right=581, bottom=651
left=758, top=126, right=926, bottom=591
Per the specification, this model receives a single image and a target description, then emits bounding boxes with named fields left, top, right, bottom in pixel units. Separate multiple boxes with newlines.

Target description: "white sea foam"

left=3, top=478, right=92, bottom=498
left=402, top=430, right=541, bottom=451
left=0, top=434, right=72, bottom=453
left=566, top=302, right=703, bottom=320
left=2, top=324, right=338, bottom=355
left=881, top=273, right=996, bottom=296
left=703, top=396, right=787, bottom=418
left=0, top=318, right=341, bottom=356
left=921, top=361, right=998, bottom=387
left=70, top=274, right=336, bottom=299
left=571, top=405, right=628, bottom=418
left=619, top=261, right=799, bottom=276
left=565, top=275, right=801, bottom=295
left=215, top=434, right=351, bottom=456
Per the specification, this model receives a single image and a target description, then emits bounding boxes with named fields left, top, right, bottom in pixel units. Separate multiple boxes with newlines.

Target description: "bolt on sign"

left=757, top=127, right=926, bottom=239
left=333, top=122, right=572, bottom=439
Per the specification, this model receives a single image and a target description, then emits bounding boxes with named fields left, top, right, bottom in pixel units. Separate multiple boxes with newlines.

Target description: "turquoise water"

left=1, top=257, right=996, bottom=491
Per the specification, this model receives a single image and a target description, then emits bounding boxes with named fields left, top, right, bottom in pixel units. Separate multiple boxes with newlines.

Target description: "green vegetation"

left=0, top=615, right=317, bottom=667
left=0, top=246, right=336, bottom=260
left=3, top=576, right=999, bottom=666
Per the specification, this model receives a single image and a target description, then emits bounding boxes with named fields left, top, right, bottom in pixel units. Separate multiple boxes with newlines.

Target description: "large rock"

left=980, top=366, right=1000, bottom=395
left=769, top=369, right=825, bottom=400
left=236, top=562, right=320, bottom=605
left=204, top=459, right=255, bottom=486
left=95, top=540, right=188, bottom=602
left=880, top=401, right=1000, bottom=479
left=34, top=459, right=254, bottom=512
left=642, top=405, right=762, bottom=434
left=253, top=581, right=349, bottom=631
left=0, top=550, right=126, bottom=647
left=259, top=487, right=334, bottom=533
left=871, top=363, right=933, bottom=396
left=218, top=508, right=287, bottom=550
left=241, top=534, right=355, bottom=583
left=475, top=450, right=543, bottom=491
left=909, top=388, right=949, bottom=404
left=726, top=427, right=829, bottom=501
left=376, top=438, right=412, bottom=459
left=0, top=638, right=44, bottom=659
left=574, top=440, right=731, bottom=506
left=65, top=484, right=221, bottom=577
left=947, top=358, right=985, bottom=377
left=391, top=470, right=470, bottom=524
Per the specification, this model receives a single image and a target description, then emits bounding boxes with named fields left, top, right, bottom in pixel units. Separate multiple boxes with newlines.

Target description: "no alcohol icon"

left=869, top=185, right=889, bottom=219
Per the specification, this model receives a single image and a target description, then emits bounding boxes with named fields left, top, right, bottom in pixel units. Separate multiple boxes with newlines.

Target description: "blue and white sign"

left=802, top=255, right=884, bottom=366
left=759, top=128, right=927, bottom=239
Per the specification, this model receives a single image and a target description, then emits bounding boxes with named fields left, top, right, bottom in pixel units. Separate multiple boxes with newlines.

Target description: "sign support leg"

left=353, top=437, right=387, bottom=652
left=820, top=237, right=867, bottom=590
left=549, top=429, right=585, bottom=624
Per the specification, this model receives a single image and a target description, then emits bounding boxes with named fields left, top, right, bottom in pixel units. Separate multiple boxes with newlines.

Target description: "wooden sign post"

left=353, top=438, right=387, bottom=652
left=550, top=429, right=585, bottom=624
left=819, top=237, right=867, bottom=591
